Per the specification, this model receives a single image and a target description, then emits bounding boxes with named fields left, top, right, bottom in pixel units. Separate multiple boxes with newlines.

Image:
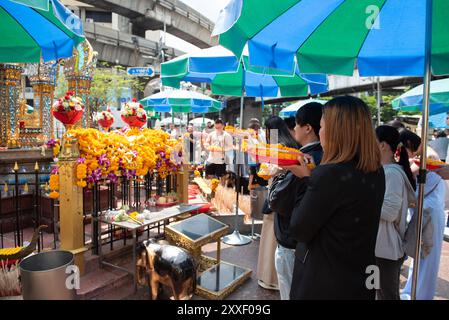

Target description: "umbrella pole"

left=222, top=92, right=251, bottom=246
left=411, top=0, right=433, bottom=301
left=377, top=77, right=381, bottom=126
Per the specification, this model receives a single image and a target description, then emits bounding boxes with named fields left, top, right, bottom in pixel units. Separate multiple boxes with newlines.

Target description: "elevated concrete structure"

left=79, top=0, right=217, bottom=48
left=84, top=21, right=183, bottom=67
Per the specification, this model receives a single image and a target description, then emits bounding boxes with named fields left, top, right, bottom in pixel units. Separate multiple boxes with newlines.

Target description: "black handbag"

left=262, top=198, right=272, bottom=215
left=268, top=171, right=301, bottom=216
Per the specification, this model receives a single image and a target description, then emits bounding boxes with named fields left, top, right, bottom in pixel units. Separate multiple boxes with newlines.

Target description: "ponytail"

left=397, top=144, right=416, bottom=191
left=376, top=125, right=417, bottom=191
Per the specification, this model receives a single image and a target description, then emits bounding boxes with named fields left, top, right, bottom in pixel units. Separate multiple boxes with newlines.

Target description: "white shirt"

left=300, top=141, right=320, bottom=151
left=205, top=130, right=233, bottom=164
left=170, top=128, right=180, bottom=139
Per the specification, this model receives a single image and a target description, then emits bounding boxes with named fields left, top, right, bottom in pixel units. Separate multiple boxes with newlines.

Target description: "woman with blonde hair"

left=285, top=96, right=386, bottom=300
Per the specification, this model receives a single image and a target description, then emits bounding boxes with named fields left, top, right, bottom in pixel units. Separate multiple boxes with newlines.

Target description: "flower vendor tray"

left=413, top=159, right=447, bottom=171
left=154, top=195, right=178, bottom=207
left=156, top=201, right=179, bottom=207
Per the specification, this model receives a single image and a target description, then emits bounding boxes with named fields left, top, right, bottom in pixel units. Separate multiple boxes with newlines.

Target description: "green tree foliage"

left=360, top=93, right=401, bottom=123
left=88, top=63, right=144, bottom=112
left=55, top=63, right=144, bottom=113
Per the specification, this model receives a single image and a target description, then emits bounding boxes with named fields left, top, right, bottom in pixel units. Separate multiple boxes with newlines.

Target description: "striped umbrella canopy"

left=140, top=89, right=223, bottom=113
left=214, top=0, right=449, bottom=77
left=0, top=0, right=85, bottom=62
left=279, top=98, right=327, bottom=118
left=161, top=45, right=328, bottom=98
left=418, top=112, right=448, bottom=130
left=393, top=78, right=449, bottom=115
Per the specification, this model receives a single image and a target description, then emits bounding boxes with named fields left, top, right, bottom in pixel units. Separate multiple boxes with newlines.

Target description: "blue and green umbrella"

left=393, top=78, right=449, bottom=115
left=140, top=89, right=223, bottom=114
left=0, top=0, right=84, bottom=62
left=279, top=98, right=327, bottom=118
left=161, top=45, right=328, bottom=98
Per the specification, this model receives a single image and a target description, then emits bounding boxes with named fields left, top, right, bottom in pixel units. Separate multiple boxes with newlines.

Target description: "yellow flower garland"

left=49, top=173, right=59, bottom=199
left=57, top=128, right=182, bottom=187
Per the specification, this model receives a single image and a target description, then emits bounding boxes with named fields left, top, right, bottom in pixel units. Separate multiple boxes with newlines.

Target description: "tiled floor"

left=2, top=226, right=449, bottom=300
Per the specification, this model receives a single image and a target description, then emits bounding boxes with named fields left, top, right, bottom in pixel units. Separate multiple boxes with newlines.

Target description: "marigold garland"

left=51, top=128, right=183, bottom=188
left=49, top=173, right=60, bottom=199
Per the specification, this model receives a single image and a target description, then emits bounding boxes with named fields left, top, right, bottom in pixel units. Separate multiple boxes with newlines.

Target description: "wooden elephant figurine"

left=137, top=239, right=197, bottom=300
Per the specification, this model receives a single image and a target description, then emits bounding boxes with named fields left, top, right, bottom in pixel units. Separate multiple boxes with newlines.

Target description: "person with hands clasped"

left=283, top=96, right=385, bottom=300
left=268, top=103, right=323, bottom=300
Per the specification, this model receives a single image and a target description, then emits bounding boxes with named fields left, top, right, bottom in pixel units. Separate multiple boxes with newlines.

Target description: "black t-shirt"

left=249, top=164, right=268, bottom=187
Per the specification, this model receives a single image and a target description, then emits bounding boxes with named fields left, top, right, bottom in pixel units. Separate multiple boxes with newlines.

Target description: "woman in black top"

left=285, top=96, right=385, bottom=300
left=256, top=116, right=299, bottom=291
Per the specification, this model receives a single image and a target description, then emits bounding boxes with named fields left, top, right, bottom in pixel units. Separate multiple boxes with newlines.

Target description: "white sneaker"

left=257, top=280, right=279, bottom=291
left=400, top=293, right=411, bottom=300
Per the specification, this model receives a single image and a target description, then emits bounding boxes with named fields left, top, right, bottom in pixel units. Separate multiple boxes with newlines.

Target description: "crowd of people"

left=157, top=96, right=449, bottom=300
left=253, top=96, right=448, bottom=300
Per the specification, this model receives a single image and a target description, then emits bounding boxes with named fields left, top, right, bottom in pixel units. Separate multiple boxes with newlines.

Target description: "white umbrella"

left=189, top=117, right=214, bottom=126
left=279, top=98, right=327, bottom=118
left=159, top=117, right=182, bottom=125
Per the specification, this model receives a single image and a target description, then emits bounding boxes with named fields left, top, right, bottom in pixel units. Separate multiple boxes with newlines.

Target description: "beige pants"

left=256, top=213, right=278, bottom=287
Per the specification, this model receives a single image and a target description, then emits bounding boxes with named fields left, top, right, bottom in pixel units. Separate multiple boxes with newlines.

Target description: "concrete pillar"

left=242, top=99, right=262, bottom=129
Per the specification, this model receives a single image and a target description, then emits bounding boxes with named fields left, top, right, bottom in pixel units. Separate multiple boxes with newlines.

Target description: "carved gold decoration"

left=165, top=215, right=228, bottom=273
left=62, top=40, right=97, bottom=128
left=59, top=129, right=80, bottom=160
left=0, top=64, right=23, bottom=148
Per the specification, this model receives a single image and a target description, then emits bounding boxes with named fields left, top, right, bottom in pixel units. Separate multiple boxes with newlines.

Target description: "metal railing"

left=0, top=163, right=177, bottom=255
left=0, top=165, right=56, bottom=251
left=86, top=172, right=177, bottom=255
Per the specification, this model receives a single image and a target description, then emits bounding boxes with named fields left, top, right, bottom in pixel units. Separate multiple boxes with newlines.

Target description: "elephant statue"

left=137, top=239, right=197, bottom=300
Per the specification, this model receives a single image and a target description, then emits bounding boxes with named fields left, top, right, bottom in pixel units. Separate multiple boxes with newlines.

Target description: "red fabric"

left=98, top=118, right=114, bottom=129
left=252, top=153, right=299, bottom=166
left=0, top=259, right=19, bottom=267
left=413, top=160, right=443, bottom=171
left=52, top=110, right=84, bottom=125
left=121, top=115, right=146, bottom=128
left=190, top=203, right=211, bottom=214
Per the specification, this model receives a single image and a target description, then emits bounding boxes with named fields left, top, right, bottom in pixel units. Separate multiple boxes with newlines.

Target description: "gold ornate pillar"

left=0, top=64, right=22, bottom=148
left=66, top=76, right=92, bottom=128
left=31, top=82, right=55, bottom=141
left=176, top=164, right=190, bottom=204
left=58, top=131, right=87, bottom=275
left=63, top=40, right=97, bottom=129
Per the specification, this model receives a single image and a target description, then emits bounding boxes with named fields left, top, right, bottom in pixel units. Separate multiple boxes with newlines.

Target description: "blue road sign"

left=127, top=67, right=154, bottom=76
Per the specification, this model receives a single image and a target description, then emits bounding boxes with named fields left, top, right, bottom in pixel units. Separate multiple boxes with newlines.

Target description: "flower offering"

left=52, top=91, right=85, bottom=125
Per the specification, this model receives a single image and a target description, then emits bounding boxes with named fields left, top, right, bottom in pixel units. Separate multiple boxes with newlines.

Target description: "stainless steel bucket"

left=19, top=250, right=77, bottom=300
